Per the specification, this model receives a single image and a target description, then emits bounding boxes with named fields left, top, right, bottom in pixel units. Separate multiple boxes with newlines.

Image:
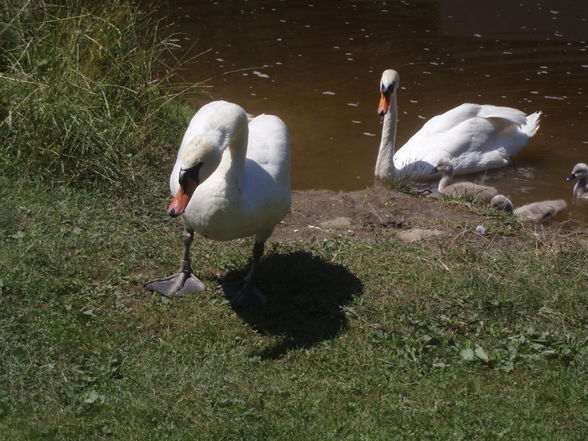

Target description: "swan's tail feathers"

left=478, top=105, right=527, bottom=126
left=522, top=111, right=541, bottom=138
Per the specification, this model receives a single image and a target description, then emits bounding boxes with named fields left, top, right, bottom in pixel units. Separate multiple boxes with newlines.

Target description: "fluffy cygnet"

left=436, top=158, right=498, bottom=202
left=566, top=162, right=588, bottom=199
left=490, top=194, right=567, bottom=222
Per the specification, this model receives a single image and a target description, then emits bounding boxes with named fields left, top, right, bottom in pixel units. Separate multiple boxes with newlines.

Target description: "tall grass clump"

left=0, top=0, right=193, bottom=186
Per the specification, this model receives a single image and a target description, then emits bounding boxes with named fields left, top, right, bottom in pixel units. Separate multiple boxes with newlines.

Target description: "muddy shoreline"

left=274, top=187, right=588, bottom=247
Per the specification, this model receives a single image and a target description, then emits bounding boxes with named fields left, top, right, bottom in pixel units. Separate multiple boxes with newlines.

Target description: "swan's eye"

left=381, top=81, right=396, bottom=95
left=179, top=162, right=203, bottom=189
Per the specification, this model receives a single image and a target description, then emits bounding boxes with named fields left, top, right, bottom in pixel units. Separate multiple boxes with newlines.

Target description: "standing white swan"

left=145, top=101, right=291, bottom=307
left=375, top=69, right=541, bottom=180
left=566, top=163, right=588, bottom=199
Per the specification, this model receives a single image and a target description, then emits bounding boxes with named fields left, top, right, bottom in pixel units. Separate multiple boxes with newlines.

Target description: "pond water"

left=162, top=0, right=588, bottom=223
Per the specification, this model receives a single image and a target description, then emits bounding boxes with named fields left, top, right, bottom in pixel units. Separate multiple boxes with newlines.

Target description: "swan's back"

left=441, top=182, right=498, bottom=202
left=514, top=200, right=567, bottom=222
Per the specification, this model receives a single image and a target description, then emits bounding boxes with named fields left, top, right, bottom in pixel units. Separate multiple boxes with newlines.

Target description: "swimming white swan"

left=435, top=158, right=498, bottom=202
left=566, top=163, right=588, bottom=199
left=145, top=101, right=291, bottom=307
left=490, top=195, right=567, bottom=222
left=376, top=69, right=541, bottom=180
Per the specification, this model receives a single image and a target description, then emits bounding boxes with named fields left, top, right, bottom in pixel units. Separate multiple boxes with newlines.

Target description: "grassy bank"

left=0, top=0, right=192, bottom=186
left=1, top=177, right=587, bottom=440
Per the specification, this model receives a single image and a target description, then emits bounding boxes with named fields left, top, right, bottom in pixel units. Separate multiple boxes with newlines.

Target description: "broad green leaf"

left=475, top=346, right=490, bottom=363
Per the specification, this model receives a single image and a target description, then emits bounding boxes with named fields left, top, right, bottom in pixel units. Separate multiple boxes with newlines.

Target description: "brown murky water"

left=162, top=0, right=588, bottom=223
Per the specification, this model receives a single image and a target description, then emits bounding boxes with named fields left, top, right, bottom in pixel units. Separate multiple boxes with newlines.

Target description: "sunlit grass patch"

left=0, top=0, right=196, bottom=186
left=1, top=176, right=587, bottom=440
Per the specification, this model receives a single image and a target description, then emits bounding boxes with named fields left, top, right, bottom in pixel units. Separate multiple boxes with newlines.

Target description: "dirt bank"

left=274, top=186, right=587, bottom=247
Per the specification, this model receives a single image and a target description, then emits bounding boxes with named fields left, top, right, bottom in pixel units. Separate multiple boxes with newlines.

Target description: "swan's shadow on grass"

left=222, top=251, right=363, bottom=359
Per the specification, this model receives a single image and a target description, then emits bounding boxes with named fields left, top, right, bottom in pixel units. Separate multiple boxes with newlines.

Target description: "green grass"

left=1, top=176, right=587, bottom=440
left=0, top=0, right=194, bottom=186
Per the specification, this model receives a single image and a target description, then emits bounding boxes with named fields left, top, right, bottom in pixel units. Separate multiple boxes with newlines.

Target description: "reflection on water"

left=162, top=0, right=588, bottom=223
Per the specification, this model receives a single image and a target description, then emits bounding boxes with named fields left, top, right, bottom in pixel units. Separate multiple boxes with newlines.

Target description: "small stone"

left=319, top=217, right=352, bottom=229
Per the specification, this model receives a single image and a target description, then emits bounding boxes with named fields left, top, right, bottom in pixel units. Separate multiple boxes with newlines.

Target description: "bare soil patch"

left=274, top=186, right=586, bottom=248
left=275, top=186, right=481, bottom=242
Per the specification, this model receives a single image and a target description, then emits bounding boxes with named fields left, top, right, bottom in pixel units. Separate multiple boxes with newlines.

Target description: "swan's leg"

left=144, top=229, right=205, bottom=297
left=222, top=241, right=267, bottom=307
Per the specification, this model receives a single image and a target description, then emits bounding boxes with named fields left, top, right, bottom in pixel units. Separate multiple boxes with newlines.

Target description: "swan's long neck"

left=438, top=172, right=453, bottom=192
left=375, top=93, right=398, bottom=179
left=215, top=127, right=247, bottom=195
left=574, top=177, right=587, bottom=197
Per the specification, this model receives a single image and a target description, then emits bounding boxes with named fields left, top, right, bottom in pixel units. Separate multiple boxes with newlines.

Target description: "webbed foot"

left=144, top=271, right=205, bottom=297
left=222, top=280, right=266, bottom=307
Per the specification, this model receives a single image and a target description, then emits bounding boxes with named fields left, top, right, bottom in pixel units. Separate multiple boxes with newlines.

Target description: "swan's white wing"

left=394, top=103, right=539, bottom=177
left=413, top=103, right=483, bottom=134
left=246, top=114, right=291, bottom=185
left=420, top=117, right=515, bottom=172
left=240, top=114, right=292, bottom=240
left=477, top=105, right=527, bottom=125
left=414, top=104, right=526, bottom=134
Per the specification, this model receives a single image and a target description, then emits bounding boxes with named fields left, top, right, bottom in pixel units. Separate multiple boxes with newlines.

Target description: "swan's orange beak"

left=167, top=177, right=198, bottom=217
left=378, top=91, right=390, bottom=116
